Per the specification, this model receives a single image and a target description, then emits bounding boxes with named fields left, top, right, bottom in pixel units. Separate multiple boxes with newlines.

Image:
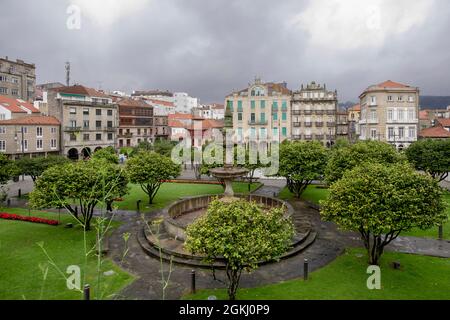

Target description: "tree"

left=125, top=151, right=181, bottom=204
left=406, top=139, right=450, bottom=182
left=185, top=198, right=294, bottom=300
left=29, top=159, right=129, bottom=231
left=92, top=147, right=119, bottom=164
left=278, top=141, right=328, bottom=198
left=0, top=154, right=19, bottom=186
left=325, top=140, right=406, bottom=185
left=236, top=144, right=268, bottom=192
left=153, top=139, right=176, bottom=157
left=16, top=155, right=69, bottom=184
left=320, top=162, right=447, bottom=265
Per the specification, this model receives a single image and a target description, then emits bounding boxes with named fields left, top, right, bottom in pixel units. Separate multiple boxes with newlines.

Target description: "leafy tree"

left=29, top=159, right=129, bottom=231
left=236, top=144, right=268, bottom=191
left=92, top=147, right=119, bottom=164
left=325, top=140, right=406, bottom=185
left=0, top=154, right=19, bottom=186
left=406, top=139, right=450, bottom=182
left=153, top=139, right=177, bottom=157
left=278, top=141, right=328, bottom=198
left=125, top=151, right=181, bottom=204
left=185, top=198, right=294, bottom=300
left=16, top=155, right=69, bottom=184
left=320, top=162, right=447, bottom=265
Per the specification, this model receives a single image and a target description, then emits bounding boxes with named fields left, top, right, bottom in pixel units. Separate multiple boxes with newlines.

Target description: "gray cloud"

left=1, top=0, right=450, bottom=103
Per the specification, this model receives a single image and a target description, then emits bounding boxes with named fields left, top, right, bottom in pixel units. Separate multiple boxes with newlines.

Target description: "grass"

left=183, top=248, right=450, bottom=300
left=116, top=182, right=262, bottom=211
left=0, top=208, right=134, bottom=300
left=280, top=185, right=450, bottom=240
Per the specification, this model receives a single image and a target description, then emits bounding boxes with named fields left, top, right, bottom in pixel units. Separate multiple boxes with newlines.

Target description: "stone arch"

left=81, top=147, right=92, bottom=159
left=68, top=148, right=79, bottom=160
left=94, top=147, right=103, bottom=152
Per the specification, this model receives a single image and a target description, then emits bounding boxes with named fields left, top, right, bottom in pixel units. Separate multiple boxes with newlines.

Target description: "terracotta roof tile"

left=419, top=110, right=429, bottom=120
left=169, top=113, right=193, bottom=120
left=0, top=115, right=60, bottom=126
left=52, top=85, right=111, bottom=98
left=419, top=126, right=450, bottom=138
left=436, top=118, right=450, bottom=127
left=0, top=95, right=40, bottom=113
left=377, top=80, right=410, bottom=88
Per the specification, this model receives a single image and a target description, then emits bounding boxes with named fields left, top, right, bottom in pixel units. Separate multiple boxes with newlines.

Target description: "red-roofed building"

left=359, top=80, right=420, bottom=150
left=0, top=115, right=60, bottom=159
left=46, top=85, right=119, bottom=159
left=419, top=125, right=450, bottom=139
left=0, top=95, right=40, bottom=120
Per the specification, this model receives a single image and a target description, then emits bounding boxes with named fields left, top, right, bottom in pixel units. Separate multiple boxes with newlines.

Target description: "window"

left=260, top=100, right=266, bottom=108
left=251, top=101, right=256, bottom=109
left=237, top=128, right=243, bottom=140
left=282, top=101, right=288, bottom=111
left=36, top=127, right=43, bottom=137
left=370, top=110, right=377, bottom=122
left=22, top=140, right=28, bottom=151
left=21, top=127, right=28, bottom=134
left=227, top=100, right=233, bottom=112
left=387, top=109, right=393, bottom=122
left=0, top=141, right=5, bottom=151
left=36, top=139, right=43, bottom=150
left=0, top=127, right=5, bottom=134
left=96, top=121, right=102, bottom=128
left=83, top=108, right=89, bottom=115
left=107, top=121, right=113, bottom=128
left=398, top=109, right=404, bottom=121
left=107, top=133, right=113, bottom=141
left=237, top=113, right=243, bottom=121
left=398, top=96, right=403, bottom=101
left=273, top=128, right=279, bottom=140
left=272, top=101, right=278, bottom=111
left=250, top=127, right=256, bottom=138
left=0, top=87, right=8, bottom=94
left=70, top=107, right=76, bottom=114
left=12, top=77, right=19, bottom=84
left=388, top=127, right=394, bottom=139
left=107, top=110, right=113, bottom=116
left=250, top=113, right=256, bottom=123
left=408, top=109, right=415, bottom=121
left=83, top=120, right=89, bottom=128
left=51, top=127, right=57, bottom=134
left=70, top=120, right=77, bottom=128
left=237, top=101, right=243, bottom=112
left=83, top=134, right=89, bottom=141
left=387, top=96, right=393, bottom=102
left=11, top=89, right=19, bottom=96
left=408, top=96, right=414, bottom=102
left=96, top=133, right=102, bottom=141
left=70, top=134, right=76, bottom=141
left=273, top=113, right=278, bottom=121
left=370, top=129, right=377, bottom=140
left=398, top=127, right=405, bottom=139
left=282, top=112, right=287, bottom=121
left=0, top=76, right=7, bottom=82
left=96, top=109, right=102, bottom=116
left=282, top=127, right=287, bottom=137
left=51, top=139, right=57, bottom=149
left=260, top=113, right=266, bottom=123
left=370, top=96, right=377, bottom=105
left=260, top=128, right=267, bottom=139
left=408, top=127, right=416, bottom=138
left=0, top=114, right=5, bottom=120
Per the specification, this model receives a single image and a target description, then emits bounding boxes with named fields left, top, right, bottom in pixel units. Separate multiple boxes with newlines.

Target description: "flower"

left=0, top=213, right=59, bottom=226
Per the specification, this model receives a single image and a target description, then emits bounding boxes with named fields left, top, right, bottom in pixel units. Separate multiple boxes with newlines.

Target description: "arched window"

left=251, top=86, right=265, bottom=96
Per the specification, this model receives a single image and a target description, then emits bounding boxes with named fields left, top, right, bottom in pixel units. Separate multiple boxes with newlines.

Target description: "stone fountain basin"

left=163, top=194, right=294, bottom=242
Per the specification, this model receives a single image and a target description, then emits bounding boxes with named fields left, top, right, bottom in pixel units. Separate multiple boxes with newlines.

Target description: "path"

left=388, top=236, right=450, bottom=258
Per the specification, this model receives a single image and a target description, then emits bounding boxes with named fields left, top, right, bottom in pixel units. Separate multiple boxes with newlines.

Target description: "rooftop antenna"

left=65, top=62, right=70, bottom=86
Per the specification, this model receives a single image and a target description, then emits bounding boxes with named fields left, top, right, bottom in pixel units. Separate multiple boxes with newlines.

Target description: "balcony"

left=118, top=133, right=133, bottom=138
left=104, top=127, right=116, bottom=132
left=292, top=110, right=301, bottom=115
left=248, top=120, right=268, bottom=126
left=304, top=110, right=312, bottom=115
left=293, top=122, right=301, bottom=127
left=327, top=122, right=336, bottom=127
left=315, top=135, right=324, bottom=140
left=64, top=126, right=82, bottom=132
left=292, top=135, right=302, bottom=140
left=316, top=110, right=324, bottom=115
left=326, top=110, right=336, bottom=115
left=304, top=122, right=312, bottom=127
left=304, top=135, right=313, bottom=140
left=316, top=122, right=324, bottom=127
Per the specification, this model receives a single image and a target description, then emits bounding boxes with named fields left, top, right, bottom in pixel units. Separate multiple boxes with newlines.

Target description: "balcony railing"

left=316, top=110, right=324, bottom=115
left=304, top=122, right=312, bottom=127
left=315, top=135, right=324, bottom=140
left=304, top=135, right=313, bottom=140
left=118, top=133, right=133, bottom=138
left=292, top=135, right=302, bottom=140
left=292, top=110, right=301, bottom=115
left=327, top=122, right=336, bottom=127
left=104, top=127, right=116, bottom=132
left=293, top=122, right=301, bottom=127
left=326, top=110, right=336, bottom=115
left=64, top=126, right=82, bottom=132
left=304, top=110, right=312, bottom=115
left=248, top=120, right=268, bottom=126
left=316, top=122, right=324, bottom=127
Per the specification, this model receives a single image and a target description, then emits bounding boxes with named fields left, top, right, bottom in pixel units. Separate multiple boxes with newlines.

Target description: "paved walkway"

left=388, top=235, right=450, bottom=258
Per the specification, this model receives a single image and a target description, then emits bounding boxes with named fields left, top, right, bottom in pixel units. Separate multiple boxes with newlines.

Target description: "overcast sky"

left=1, top=0, right=450, bottom=103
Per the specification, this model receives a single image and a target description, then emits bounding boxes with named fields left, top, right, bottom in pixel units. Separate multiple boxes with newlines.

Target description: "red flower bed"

left=0, top=213, right=59, bottom=226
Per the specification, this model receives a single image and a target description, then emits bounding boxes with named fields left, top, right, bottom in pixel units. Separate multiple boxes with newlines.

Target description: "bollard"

left=84, top=284, right=90, bottom=300
left=137, top=200, right=142, bottom=213
left=439, top=225, right=443, bottom=240
left=18, top=189, right=21, bottom=198
left=303, top=258, right=309, bottom=281
left=191, top=270, right=196, bottom=294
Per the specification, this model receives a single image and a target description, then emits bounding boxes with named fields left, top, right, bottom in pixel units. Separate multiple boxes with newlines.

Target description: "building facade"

left=0, top=95, right=40, bottom=120
left=173, top=92, right=198, bottom=114
left=117, top=98, right=154, bottom=148
left=0, top=57, right=36, bottom=102
left=336, top=110, right=349, bottom=140
left=0, top=116, right=60, bottom=159
left=291, top=82, right=338, bottom=146
left=348, top=104, right=361, bottom=143
left=226, top=78, right=292, bottom=143
left=359, top=80, right=419, bottom=150
left=46, top=85, right=119, bottom=159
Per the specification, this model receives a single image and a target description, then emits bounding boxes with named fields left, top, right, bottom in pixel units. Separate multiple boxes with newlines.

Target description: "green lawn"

left=279, top=185, right=330, bottom=204
left=280, top=185, right=450, bottom=240
left=0, top=208, right=134, bottom=300
left=116, top=182, right=261, bottom=211
left=184, top=248, right=450, bottom=300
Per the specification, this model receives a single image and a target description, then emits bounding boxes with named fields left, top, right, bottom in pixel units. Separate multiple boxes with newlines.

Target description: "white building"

left=174, top=92, right=198, bottom=114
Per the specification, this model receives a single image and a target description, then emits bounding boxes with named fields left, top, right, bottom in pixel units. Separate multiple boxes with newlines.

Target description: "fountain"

left=137, top=164, right=316, bottom=268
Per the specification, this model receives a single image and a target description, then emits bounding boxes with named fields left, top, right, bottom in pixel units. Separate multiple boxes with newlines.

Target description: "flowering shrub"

left=0, top=213, right=59, bottom=226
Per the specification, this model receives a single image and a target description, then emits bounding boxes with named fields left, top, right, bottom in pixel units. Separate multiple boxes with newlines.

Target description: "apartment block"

left=226, top=78, right=292, bottom=143
left=359, top=80, right=419, bottom=150
left=291, top=82, right=338, bottom=146
left=0, top=56, right=36, bottom=102
left=117, top=98, right=154, bottom=148
left=0, top=116, right=60, bottom=159
left=46, top=85, right=119, bottom=159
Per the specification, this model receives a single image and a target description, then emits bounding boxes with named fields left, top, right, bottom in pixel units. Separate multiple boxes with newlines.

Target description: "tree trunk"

left=226, top=267, right=242, bottom=301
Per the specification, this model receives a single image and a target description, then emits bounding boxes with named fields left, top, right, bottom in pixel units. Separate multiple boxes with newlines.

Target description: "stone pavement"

left=388, top=235, right=450, bottom=258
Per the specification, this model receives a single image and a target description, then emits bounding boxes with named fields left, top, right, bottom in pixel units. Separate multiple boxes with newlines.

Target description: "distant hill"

left=420, top=96, right=450, bottom=109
